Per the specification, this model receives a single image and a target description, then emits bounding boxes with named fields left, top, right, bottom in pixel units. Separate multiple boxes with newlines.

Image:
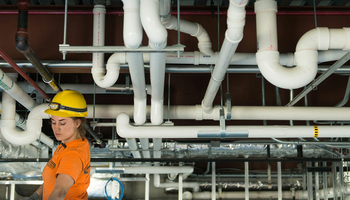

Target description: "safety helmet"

left=45, top=90, right=88, bottom=117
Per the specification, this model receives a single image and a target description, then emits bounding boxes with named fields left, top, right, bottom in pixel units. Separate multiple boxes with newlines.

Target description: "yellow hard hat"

left=45, top=90, right=88, bottom=117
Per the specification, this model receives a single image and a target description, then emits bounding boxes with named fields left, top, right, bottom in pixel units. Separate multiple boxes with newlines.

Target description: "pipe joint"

left=230, top=0, right=249, bottom=7
left=254, top=0, right=277, bottom=13
left=15, top=33, right=30, bottom=53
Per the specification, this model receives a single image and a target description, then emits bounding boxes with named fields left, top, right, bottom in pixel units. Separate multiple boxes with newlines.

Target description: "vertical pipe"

left=245, top=157, right=249, bottom=200
left=10, top=183, right=15, bottom=200
left=333, top=162, right=338, bottom=199
left=145, top=173, right=150, bottom=200
left=179, top=173, right=183, bottom=200
left=277, top=161, right=282, bottom=200
left=307, top=162, right=314, bottom=200
left=212, top=162, right=216, bottom=200
left=315, top=162, right=320, bottom=200
left=323, top=162, right=328, bottom=200
left=5, top=185, right=9, bottom=200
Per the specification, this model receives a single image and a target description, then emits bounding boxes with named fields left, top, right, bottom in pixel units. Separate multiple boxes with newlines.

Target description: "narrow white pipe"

left=315, top=162, right=320, bottom=200
left=277, top=161, right=282, bottom=200
left=202, top=0, right=247, bottom=112
left=92, top=5, right=120, bottom=88
left=145, top=173, right=150, bottom=200
left=212, top=162, right=216, bottom=200
left=1, top=104, right=48, bottom=145
left=255, top=0, right=350, bottom=89
left=164, top=16, right=214, bottom=56
left=117, top=113, right=350, bottom=138
left=125, top=138, right=141, bottom=160
left=192, top=190, right=308, bottom=199
left=140, top=138, right=151, bottom=159
left=150, top=53, right=166, bottom=125
left=245, top=157, right=249, bottom=200
left=179, top=173, right=183, bottom=200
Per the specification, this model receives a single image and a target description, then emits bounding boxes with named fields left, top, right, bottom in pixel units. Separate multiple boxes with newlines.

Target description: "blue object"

left=104, top=178, right=124, bottom=200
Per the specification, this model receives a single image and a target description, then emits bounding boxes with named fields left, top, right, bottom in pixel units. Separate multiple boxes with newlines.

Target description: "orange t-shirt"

left=42, top=138, right=90, bottom=200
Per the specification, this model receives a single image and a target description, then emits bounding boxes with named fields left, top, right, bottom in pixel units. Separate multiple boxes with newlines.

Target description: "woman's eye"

left=59, top=123, right=66, bottom=126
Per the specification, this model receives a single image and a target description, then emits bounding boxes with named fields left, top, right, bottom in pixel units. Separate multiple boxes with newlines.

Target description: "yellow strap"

left=314, top=126, right=319, bottom=138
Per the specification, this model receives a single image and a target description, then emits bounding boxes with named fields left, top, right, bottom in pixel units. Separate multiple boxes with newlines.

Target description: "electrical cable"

left=104, top=178, right=124, bottom=200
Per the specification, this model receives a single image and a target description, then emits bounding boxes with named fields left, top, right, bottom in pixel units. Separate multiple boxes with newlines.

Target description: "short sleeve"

left=56, top=152, right=83, bottom=183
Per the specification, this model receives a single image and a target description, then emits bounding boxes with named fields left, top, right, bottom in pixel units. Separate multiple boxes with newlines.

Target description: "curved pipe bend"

left=1, top=104, right=49, bottom=146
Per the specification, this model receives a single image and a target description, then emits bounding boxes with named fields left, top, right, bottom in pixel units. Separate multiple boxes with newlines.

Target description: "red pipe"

left=0, top=49, right=51, bottom=101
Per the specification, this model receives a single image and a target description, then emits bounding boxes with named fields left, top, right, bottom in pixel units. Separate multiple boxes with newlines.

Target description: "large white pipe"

left=117, top=113, right=350, bottom=139
left=255, top=0, right=350, bottom=89
left=141, top=0, right=167, bottom=125
left=164, top=16, right=214, bottom=56
left=202, top=0, right=248, bottom=112
left=122, top=0, right=147, bottom=125
left=140, top=138, right=151, bottom=159
left=86, top=104, right=350, bottom=121
left=1, top=104, right=48, bottom=145
left=125, top=138, right=141, bottom=160
left=92, top=5, right=120, bottom=88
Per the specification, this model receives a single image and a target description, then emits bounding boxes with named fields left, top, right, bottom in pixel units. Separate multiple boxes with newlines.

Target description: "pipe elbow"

left=151, top=99, right=164, bottom=125
left=296, top=27, right=330, bottom=51
left=196, top=26, right=215, bottom=56
left=116, top=113, right=131, bottom=138
left=134, top=97, right=147, bottom=125
left=15, top=33, right=30, bottom=53
left=1, top=119, right=42, bottom=145
left=122, top=0, right=142, bottom=49
left=91, top=63, right=120, bottom=88
left=257, top=50, right=318, bottom=89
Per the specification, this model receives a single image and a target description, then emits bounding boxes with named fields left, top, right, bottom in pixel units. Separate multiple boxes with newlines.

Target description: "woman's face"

left=51, top=115, right=81, bottom=143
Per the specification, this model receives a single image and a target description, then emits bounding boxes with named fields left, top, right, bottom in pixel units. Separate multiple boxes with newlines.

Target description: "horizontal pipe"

left=95, top=166, right=194, bottom=174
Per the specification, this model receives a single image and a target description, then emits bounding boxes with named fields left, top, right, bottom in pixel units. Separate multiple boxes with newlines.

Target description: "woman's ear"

left=75, top=119, right=82, bottom=128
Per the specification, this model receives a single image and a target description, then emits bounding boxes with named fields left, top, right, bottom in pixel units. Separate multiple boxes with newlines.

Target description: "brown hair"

left=72, top=117, right=87, bottom=138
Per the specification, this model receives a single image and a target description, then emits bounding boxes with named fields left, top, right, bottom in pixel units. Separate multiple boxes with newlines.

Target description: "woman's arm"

left=48, top=173, right=74, bottom=200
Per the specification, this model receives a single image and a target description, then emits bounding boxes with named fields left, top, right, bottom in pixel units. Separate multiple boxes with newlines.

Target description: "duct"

left=162, top=16, right=214, bottom=56
left=1, top=104, right=48, bottom=146
left=117, top=112, right=350, bottom=139
left=202, top=0, right=247, bottom=113
left=15, top=0, right=62, bottom=92
left=141, top=0, right=167, bottom=125
left=255, top=0, right=350, bottom=89
left=91, top=5, right=119, bottom=88
left=122, top=0, right=147, bottom=125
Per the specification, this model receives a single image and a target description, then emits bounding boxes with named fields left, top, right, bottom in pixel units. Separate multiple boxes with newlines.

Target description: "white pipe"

left=0, top=71, right=37, bottom=111
left=164, top=16, right=214, bottom=56
left=140, top=138, right=151, bottom=159
left=191, top=190, right=309, bottom=199
left=179, top=173, right=183, bottom=200
left=117, top=113, right=350, bottom=138
left=255, top=0, right=350, bottom=89
left=86, top=104, right=350, bottom=121
left=92, top=5, right=120, bottom=88
left=97, top=166, right=194, bottom=174
left=153, top=174, right=200, bottom=192
left=277, top=161, right=282, bottom=200
left=245, top=157, right=249, bottom=200
left=1, top=104, right=48, bottom=145
left=202, top=0, right=247, bottom=112
left=145, top=173, right=150, bottom=200
left=153, top=138, right=162, bottom=166
left=125, top=138, right=141, bottom=160
left=140, top=0, right=167, bottom=50
left=122, top=0, right=142, bottom=49
left=150, top=53, right=166, bottom=125
left=212, top=162, right=216, bottom=200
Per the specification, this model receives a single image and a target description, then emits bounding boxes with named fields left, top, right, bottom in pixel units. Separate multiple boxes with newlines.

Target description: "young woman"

left=22, top=90, right=90, bottom=200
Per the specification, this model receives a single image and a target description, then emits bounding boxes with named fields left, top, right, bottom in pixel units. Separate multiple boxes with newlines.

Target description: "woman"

left=22, top=90, right=90, bottom=200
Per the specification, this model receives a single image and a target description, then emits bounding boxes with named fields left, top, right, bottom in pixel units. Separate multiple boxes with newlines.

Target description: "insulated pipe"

left=153, top=138, right=162, bottom=166
left=163, top=16, right=214, bottom=56
left=1, top=104, right=48, bottom=145
left=117, top=113, right=350, bottom=139
left=125, top=138, right=141, bottom=160
left=140, top=138, right=151, bottom=160
left=91, top=5, right=119, bottom=88
left=202, top=0, right=247, bottom=113
left=255, top=0, right=350, bottom=89
left=0, top=49, right=50, bottom=101
left=122, top=0, right=146, bottom=125
left=16, top=0, right=61, bottom=92
left=96, top=166, right=194, bottom=174
left=0, top=71, right=37, bottom=111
